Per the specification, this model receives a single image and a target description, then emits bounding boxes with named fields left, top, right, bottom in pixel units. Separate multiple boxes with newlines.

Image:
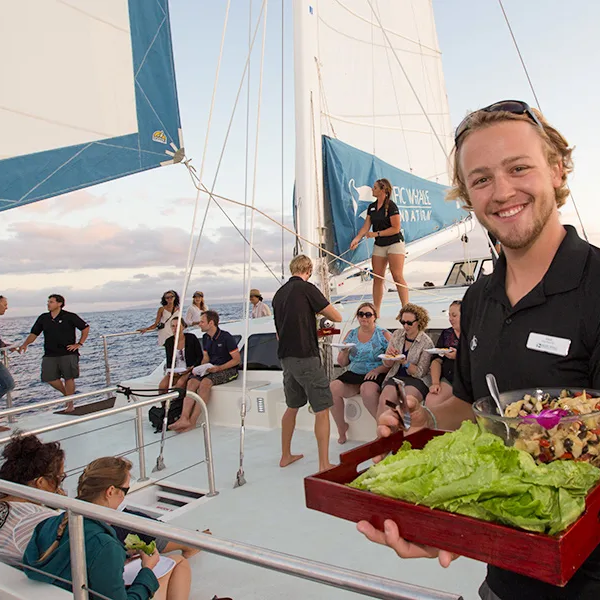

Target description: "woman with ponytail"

left=0, top=434, right=65, bottom=564
left=24, top=456, right=192, bottom=600
left=349, top=178, right=408, bottom=314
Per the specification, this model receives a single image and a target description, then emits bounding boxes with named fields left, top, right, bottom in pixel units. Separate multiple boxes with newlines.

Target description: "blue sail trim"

left=0, top=0, right=181, bottom=212
left=322, top=136, right=468, bottom=275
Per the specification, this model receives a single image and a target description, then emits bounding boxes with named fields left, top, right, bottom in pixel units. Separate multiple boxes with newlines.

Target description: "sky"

left=2, top=0, right=600, bottom=317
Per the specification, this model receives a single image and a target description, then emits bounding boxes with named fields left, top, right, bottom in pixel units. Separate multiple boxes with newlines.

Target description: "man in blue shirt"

left=170, top=310, right=240, bottom=432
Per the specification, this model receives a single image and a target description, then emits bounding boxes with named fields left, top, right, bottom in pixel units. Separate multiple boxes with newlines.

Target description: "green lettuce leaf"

left=124, top=533, right=157, bottom=555
left=349, top=421, right=600, bottom=534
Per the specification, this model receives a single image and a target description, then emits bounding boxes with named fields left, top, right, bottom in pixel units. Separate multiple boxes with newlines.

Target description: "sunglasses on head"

left=454, top=100, right=543, bottom=145
left=357, top=311, right=374, bottom=318
left=400, top=319, right=416, bottom=326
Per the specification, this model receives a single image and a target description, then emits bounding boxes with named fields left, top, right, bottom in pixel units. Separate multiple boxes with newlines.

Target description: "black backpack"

left=148, top=398, right=184, bottom=433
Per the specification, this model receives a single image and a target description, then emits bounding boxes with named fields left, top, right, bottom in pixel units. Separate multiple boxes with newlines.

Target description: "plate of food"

left=425, top=347, right=453, bottom=356
left=378, top=353, right=406, bottom=361
left=330, top=342, right=356, bottom=349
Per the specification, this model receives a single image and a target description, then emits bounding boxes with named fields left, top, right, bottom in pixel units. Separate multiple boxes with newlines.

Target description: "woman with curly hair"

left=379, top=303, right=434, bottom=413
left=139, top=290, right=181, bottom=347
left=0, top=434, right=65, bottom=565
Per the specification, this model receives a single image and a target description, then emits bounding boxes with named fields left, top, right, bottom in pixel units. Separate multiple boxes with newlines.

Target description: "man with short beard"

left=358, top=101, right=600, bottom=600
left=0, top=295, right=15, bottom=402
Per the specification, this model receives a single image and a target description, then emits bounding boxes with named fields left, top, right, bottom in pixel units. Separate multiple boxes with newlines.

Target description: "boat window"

left=238, top=333, right=282, bottom=371
left=444, top=261, right=476, bottom=286
left=477, top=259, right=494, bottom=280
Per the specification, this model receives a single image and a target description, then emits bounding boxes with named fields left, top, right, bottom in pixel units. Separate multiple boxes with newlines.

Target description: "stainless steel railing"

left=0, top=348, right=16, bottom=423
left=0, top=479, right=463, bottom=600
left=0, top=389, right=217, bottom=497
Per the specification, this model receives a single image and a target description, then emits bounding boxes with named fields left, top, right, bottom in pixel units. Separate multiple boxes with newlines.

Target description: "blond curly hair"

left=447, top=108, right=573, bottom=209
left=398, top=303, right=429, bottom=331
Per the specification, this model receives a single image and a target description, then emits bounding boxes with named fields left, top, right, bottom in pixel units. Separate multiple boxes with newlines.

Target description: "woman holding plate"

left=426, top=300, right=461, bottom=409
left=379, top=303, right=434, bottom=413
left=158, top=318, right=203, bottom=394
left=330, top=302, right=392, bottom=443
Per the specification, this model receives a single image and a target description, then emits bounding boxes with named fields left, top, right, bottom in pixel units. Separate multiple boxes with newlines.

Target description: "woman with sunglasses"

left=185, top=291, right=208, bottom=328
left=379, top=303, right=434, bottom=412
left=330, top=303, right=392, bottom=443
left=0, top=434, right=66, bottom=565
left=138, top=290, right=181, bottom=347
left=24, top=456, right=192, bottom=600
left=349, top=178, right=408, bottom=315
left=426, top=301, right=461, bottom=409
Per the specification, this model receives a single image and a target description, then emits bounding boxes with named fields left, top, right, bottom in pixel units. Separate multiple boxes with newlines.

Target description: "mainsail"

left=0, top=0, right=181, bottom=212
left=293, top=0, right=461, bottom=266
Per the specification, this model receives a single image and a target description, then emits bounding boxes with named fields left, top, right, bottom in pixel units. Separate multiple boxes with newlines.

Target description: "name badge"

left=526, top=332, right=571, bottom=357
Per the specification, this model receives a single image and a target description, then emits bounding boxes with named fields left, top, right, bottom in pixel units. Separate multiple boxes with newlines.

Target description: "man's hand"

left=16, top=345, right=27, bottom=354
left=357, top=519, right=459, bottom=567
left=66, top=343, right=81, bottom=352
left=206, top=366, right=220, bottom=374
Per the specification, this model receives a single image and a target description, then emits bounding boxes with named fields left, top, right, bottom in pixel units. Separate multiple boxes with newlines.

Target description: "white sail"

left=294, top=0, right=454, bottom=260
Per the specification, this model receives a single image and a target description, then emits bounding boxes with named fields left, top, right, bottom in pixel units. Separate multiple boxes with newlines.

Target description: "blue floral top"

left=344, top=326, right=389, bottom=375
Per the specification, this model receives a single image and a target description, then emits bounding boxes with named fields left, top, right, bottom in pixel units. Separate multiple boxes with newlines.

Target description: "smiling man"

left=358, top=101, right=600, bottom=600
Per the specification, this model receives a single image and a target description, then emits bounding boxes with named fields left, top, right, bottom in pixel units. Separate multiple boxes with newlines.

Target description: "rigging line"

left=370, top=0, right=375, bottom=156
left=197, top=182, right=464, bottom=299
left=182, top=163, right=281, bottom=285
left=364, top=0, right=451, bottom=167
left=321, top=112, right=450, bottom=135
left=497, top=0, right=588, bottom=243
left=237, top=0, right=270, bottom=487
left=183, top=0, right=267, bottom=291
left=244, top=0, right=252, bottom=293
left=281, top=0, right=285, bottom=281
left=329, top=0, right=440, bottom=54
left=315, top=59, right=336, bottom=138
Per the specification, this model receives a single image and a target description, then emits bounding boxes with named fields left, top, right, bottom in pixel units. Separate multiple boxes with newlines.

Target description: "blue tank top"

left=345, top=326, right=389, bottom=375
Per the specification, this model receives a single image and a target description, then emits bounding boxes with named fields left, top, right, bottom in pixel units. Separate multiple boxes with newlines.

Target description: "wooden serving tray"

left=304, top=429, right=600, bottom=587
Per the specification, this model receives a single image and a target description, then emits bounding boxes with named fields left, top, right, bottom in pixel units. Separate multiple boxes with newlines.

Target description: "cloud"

left=12, top=190, right=107, bottom=217
left=0, top=219, right=297, bottom=274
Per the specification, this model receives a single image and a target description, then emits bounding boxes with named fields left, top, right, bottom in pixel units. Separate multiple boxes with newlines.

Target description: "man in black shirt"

left=17, top=294, right=89, bottom=412
left=358, top=101, right=600, bottom=599
left=272, top=255, right=342, bottom=472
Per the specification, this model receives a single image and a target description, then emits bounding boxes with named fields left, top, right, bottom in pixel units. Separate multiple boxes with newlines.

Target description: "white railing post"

left=67, top=511, right=89, bottom=600
left=134, top=404, right=149, bottom=482
left=102, top=335, right=111, bottom=401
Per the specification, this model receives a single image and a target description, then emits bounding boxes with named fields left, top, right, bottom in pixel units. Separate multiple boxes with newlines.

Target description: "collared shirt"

left=251, top=301, right=272, bottom=319
left=202, top=328, right=238, bottom=366
left=367, top=200, right=403, bottom=246
left=384, top=328, right=433, bottom=382
left=272, top=276, right=329, bottom=359
left=30, top=310, right=89, bottom=357
left=453, top=225, right=600, bottom=600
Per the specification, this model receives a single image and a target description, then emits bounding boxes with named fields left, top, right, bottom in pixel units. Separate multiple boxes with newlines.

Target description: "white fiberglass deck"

left=2, top=404, right=486, bottom=600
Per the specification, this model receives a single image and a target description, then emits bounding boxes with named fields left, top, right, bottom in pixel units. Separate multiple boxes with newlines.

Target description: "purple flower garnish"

left=522, top=408, right=570, bottom=430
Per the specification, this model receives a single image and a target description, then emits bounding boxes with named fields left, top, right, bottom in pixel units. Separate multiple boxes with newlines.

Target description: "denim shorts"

left=0, top=363, right=15, bottom=399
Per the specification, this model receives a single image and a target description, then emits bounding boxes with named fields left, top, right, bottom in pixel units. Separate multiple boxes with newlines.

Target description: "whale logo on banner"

left=322, top=136, right=468, bottom=275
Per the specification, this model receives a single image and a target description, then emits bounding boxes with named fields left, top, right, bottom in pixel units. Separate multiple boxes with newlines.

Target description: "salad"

left=504, top=390, right=600, bottom=465
left=124, top=533, right=157, bottom=556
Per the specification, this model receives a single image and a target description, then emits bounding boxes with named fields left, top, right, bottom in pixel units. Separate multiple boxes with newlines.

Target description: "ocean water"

left=0, top=303, right=248, bottom=412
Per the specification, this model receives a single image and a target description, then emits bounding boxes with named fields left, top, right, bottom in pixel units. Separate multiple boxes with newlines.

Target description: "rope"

left=243, top=0, right=252, bottom=294
left=281, top=0, right=285, bottom=282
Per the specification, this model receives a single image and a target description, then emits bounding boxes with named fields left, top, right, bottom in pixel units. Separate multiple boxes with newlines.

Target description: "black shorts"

left=336, top=370, right=386, bottom=388
left=281, top=356, right=333, bottom=413
left=384, top=375, right=428, bottom=399
left=41, top=355, right=79, bottom=382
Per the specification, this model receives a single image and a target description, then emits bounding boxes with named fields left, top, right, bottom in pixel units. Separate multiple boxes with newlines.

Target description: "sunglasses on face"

left=400, top=319, right=416, bottom=326
left=116, top=486, right=130, bottom=496
left=165, top=295, right=175, bottom=300
left=357, top=311, right=374, bottom=318
left=454, top=100, right=543, bottom=145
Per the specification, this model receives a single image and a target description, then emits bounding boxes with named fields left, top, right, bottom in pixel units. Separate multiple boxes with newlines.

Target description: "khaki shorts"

left=281, top=356, right=333, bottom=413
left=372, top=241, right=406, bottom=257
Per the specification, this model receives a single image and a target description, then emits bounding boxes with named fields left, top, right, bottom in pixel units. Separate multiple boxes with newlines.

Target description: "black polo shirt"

left=272, top=276, right=329, bottom=359
left=30, top=310, right=89, bottom=357
left=453, top=225, right=600, bottom=599
left=367, top=200, right=403, bottom=246
left=202, top=328, right=238, bottom=366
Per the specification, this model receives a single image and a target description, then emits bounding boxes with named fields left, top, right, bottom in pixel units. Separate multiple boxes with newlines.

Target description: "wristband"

left=422, top=405, right=438, bottom=429
left=404, top=361, right=411, bottom=369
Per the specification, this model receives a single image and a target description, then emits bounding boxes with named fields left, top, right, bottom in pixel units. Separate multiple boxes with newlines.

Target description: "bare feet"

left=168, top=418, right=188, bottom=431
left=319, top=463, right=335, bottom=472
left=279, top=454, right=304, bottom=468
left=337, top=422, right=349, bottom=444
left=64, top=401, right=75, bottom=413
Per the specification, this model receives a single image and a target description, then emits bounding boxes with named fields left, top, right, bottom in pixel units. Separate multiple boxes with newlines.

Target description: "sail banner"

left=323, top=136, right=468, bottom=274
left=0, top=0, right=181, bottom=211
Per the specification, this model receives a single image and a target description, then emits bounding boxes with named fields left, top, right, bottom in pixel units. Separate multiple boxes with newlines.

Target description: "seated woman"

left=426, top=301, right=461, bottom=409
left=330, top=303, right=391, bottom=444
left=24, top=456, right=192, bottom=600
left=0, top=434, right=64, bottom=565
left=159, top=318, right=203, bottom=395
left=379, top=303, right=434, bottom=413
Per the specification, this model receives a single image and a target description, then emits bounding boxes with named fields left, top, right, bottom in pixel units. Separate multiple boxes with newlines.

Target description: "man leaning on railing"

left=0, top=296, right=15, bottom=404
